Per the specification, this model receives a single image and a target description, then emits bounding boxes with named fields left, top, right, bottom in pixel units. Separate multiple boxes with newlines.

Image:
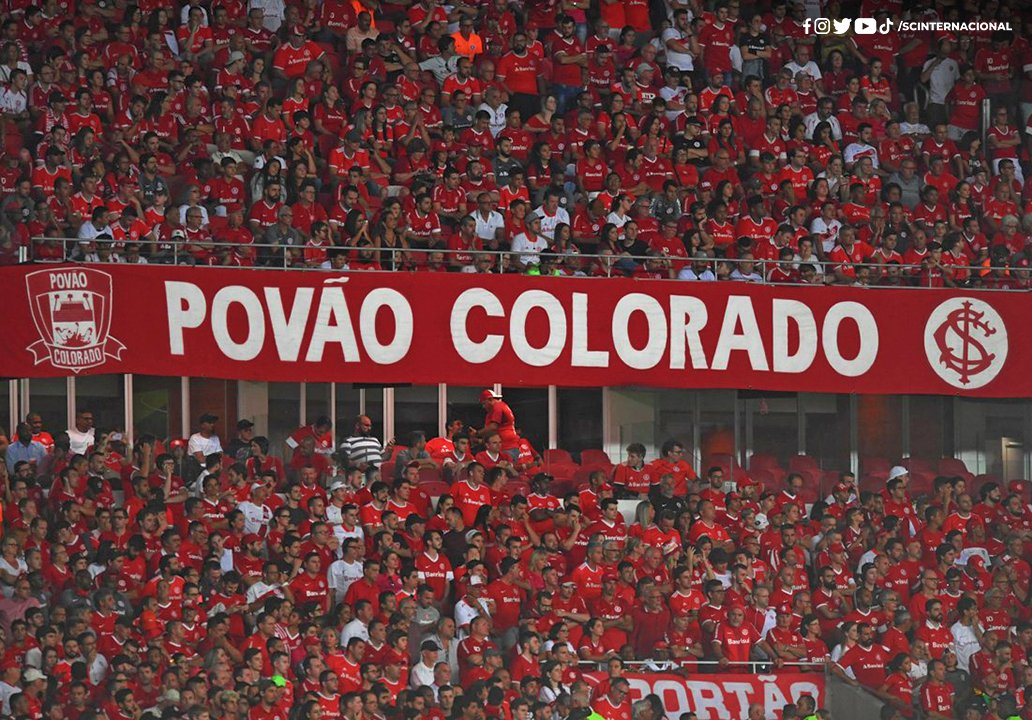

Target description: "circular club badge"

left=924, top=297, right=1008, bottom=390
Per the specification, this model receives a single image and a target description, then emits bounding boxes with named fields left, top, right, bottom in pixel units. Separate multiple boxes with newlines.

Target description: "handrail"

left=576, top=659, right=828, bottom=673
left=23, top=236, right=1025, bottom=290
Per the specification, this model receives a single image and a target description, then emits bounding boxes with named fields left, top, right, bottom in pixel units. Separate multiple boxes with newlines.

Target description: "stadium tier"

left=2, top=0, right=1032, bottom=719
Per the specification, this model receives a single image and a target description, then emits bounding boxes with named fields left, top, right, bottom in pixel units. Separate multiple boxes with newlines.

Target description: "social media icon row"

left=804, top=17, right=892, bottom=34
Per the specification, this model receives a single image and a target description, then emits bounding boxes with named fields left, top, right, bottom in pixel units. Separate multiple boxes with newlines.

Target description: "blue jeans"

left=552, top=84, right=582, bottom=115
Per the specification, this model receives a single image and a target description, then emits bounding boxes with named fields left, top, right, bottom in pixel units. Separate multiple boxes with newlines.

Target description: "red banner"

left=2, top=264, right=1027, bottom=396
left=588, top=671, right=825, bottom=719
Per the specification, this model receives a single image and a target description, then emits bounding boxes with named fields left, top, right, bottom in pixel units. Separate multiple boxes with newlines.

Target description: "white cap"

left=23, top=669, right=45, bottom=683
left=469, top=575, right=485, bottom=586
left=887, top=466, right=909, bottom=481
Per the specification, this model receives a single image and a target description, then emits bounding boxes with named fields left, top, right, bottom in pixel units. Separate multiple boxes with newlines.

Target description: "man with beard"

left=835, top=623, right=890, bottom=689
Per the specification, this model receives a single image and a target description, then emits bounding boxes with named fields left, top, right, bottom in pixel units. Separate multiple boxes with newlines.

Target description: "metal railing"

left=21, top=236, right=1027, bottom=290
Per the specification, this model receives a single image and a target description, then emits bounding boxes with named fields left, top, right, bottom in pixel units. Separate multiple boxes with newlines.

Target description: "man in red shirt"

left=647, top=440, right=696, bottom=496
left=835, top=623, right=890, bottom=688
left=271, top=25, right=326, bottom=80
left=476, top=389, right=520, bottom=458
left=712, top=604, right=774, bottom=671
left=496, top=31, right=541, bottom=121
left=486, top=557, right=524, bottom=648
left=920, top=659, right=954, bottom=718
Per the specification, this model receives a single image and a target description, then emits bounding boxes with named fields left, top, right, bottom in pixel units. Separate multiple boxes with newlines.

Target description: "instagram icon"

left=803, top=17, right=833, bottom=34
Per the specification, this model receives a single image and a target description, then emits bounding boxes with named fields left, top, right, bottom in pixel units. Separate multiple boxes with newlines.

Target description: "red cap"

left=829, top=542, right=846, bottom=554
left=169, top=438, right=187, bottom=449
left=738, top=476, right=756, bottom=488
left=654, top=641, right=669, bottom=650
left=699, top=180, right=713, bottom=190
left=242, top=533, right=261, bottom=546
left=479, top=389, right=502, bottom=402
left=117, top=176, right=135, bottom=186
left=1007, top=480, right=1026, bottom=493
left=291, top=24, right=307, bottom=35
left=968, top=555, right=985, bottom=568
left=602, top=572, right=618, bottom=582
left=834, top=483, right=851, bottom=493
left=776, top=604, right=792, bottom=615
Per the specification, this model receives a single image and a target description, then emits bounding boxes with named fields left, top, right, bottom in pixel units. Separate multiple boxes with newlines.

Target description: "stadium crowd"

left=0, top=386, right=1029, bottom=720
left=0, top=0, right=1031, bottom=287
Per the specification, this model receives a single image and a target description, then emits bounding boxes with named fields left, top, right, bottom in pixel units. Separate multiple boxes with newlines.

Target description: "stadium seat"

left=544, top=449, right=576, bottom=465
left=748, top=452, right=781, bottom=471
left=788, top=455, right=819, bottom=473
left=580, top=449, right=613, bottom=467
left=861, top=456, right=891, bottom=475
left=908, top=471, right=935, bottom=497
left=419, top=481, right=450, bottom=497
left=380, top=461, right=395, bottom=480
left=860, top=472, right=888, bottom=494
left=937, top=457, right=975, bottom=484
left=901, top=457, right=934, bottom=475
left=386, top=444, right=406, bottom=462
left=418, top=467, right=442, bottom=484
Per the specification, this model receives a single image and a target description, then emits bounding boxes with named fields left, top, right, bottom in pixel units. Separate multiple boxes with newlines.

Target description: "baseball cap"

left=828, top=542, right=846, bottom=554
left=561, top=577, right=577, bottom=586
left=834, top=483, right=851, bottom=493
left=199, top=413, right=219, bottom=424
left=330, top=480, right=347, bottom=492
left=468, top=575, right=485, bottom=586
left=1007, top=480, right=1026, bottom=493
left=23, top=669, right=46, bottom=683
left=225, top=50, right=246, bottom=68
left=465, top=529, right=482, bottom=542
left=242, top=533, right=261, bottom=545
left=602, top=572, right=618, bottom=582
left=887, top=466, right=909, bottom=481
left=484, top=647, right=503, bottom=658
left=169, top=438, right=187, bottom=449
left=421, top=640, right=441, bottom=652
left=237, top=419, right=255, bottom=430
left=291, top=24, right=306, bottom=35
left=479, top=389, right=502, bottom=401
left=271, top=676, right=287, bottom=688
left=776, top=604, right=792, bottom=615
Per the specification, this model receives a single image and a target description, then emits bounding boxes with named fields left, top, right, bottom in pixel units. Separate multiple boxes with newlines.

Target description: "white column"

left=438, top=384, right=447, bottom=437
left=8, top=380, right=18, bottom=436
left=330, top=384, right=337, bottom=447
left=66, top=377, right=76, bottom=431
left=180, top=377, right=191, bottom=439
left=18, top=380, right=29, bottom=429
left=124, top=374, right=134, bottom=445
left=547, top=385, right=558, bottom=450
left=849, top=394, right=859, bottom=476
left=238, top=381, right=269, bottom=434
left=383, top=387, right=395, bottom=444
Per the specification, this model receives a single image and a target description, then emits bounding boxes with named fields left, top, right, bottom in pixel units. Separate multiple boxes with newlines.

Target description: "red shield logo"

left=24, top=267, right=125, bottom=373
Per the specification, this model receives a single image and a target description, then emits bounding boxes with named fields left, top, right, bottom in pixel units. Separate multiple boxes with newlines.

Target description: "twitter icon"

left=832, top=18, right=850, bottom=34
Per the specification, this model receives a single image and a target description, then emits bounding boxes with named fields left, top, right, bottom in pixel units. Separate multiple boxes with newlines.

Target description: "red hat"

left=1007, top=480, right=1026, bottom=493
left=291, top=24, right=307, bottom=35
left=829, top=542, right=846, bottom=554
left=242, top=533, right=261, bottom=546
left=737, top=476, right=756, bottom=488
left=834, top=483, right=851, bottom=493
left=654, top=641, right=669, bottom=650
left=968, top=555, right=985, bottom=569
left=479, top=389, right=502, bottom=401
left=602, top=572, right=618, bottom=582
left=776, top=604, right=792, bottom=615
left=169, top=438, right=187, bottom=449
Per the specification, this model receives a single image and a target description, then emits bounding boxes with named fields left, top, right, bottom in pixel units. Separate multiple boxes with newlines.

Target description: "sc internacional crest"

left=923, top=297, right=1007, bottom=391
left=25, top=267, right=125, bottom=373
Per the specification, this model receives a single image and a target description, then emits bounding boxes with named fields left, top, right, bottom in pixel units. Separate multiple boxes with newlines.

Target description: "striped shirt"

left=338, top=434, right=385, bottom=467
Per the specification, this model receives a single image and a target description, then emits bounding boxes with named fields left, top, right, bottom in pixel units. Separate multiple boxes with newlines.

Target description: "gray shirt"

left=888, top=172, right=922, bottom=209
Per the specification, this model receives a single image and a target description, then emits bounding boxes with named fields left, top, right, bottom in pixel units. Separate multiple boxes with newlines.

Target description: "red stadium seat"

left=544, top=449, right=576, bottom=465
left=420, top=481, right=450, bottom=497
left=748, top=452, right=781, bottom=471
left=788, top=455, right=820, bottom=473
left=418, top=467, right=442, bottom=484
left=861, top=456, right=891, bottom=475
left=860, top=472, right=888, bottom=494
left=580, top=449, right=613, bottom=467
left=380, top=461, right=395, bottom=480
left=901, top=457, right=933, bottom=475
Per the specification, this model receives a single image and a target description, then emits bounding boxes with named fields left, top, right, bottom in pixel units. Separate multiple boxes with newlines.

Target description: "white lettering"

left=612, top=294, right=667, bottom=370
left=762, top=680, right=790, bottom=718
left=265, top=288, right=314, bottom=362
left=510, top=290, right=565, bottom=367
left=360, top=289, right=413, bottom=364
left=50, top=271, right=89, bottom=290
left=772, top=299, right=817, bottom=373
left=165, top=281, right=206, bottom=355
left=570, top=293, right=610, bottom=367
left=305, top=288, right=359, bottom=362
left=211, top=287, right=265, bottom=361
left=685, top=681, right=728, bottom=720
left=712, top=296, right=769, bottom=371
left=450, top=288, right=504, bottom=363
left=669, top=296, right=709, bottom=370
left=823, top=302, right=878, bottom=377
